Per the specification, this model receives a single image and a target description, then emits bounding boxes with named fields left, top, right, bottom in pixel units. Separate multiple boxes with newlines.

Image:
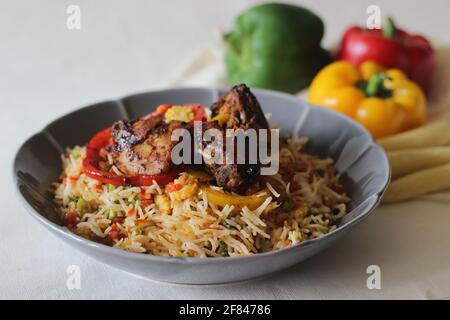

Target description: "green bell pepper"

left=224, top=3, right=331, bottom=94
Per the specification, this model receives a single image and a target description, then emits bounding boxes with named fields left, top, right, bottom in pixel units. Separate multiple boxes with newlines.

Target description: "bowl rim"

left=13, top=86, right=391, bottom=265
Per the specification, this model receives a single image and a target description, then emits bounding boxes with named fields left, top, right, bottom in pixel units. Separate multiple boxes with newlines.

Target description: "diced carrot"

left=166, top=183, right=183, bottom=193
left=156, top=104, right=171, bottom=115
left=127, top=208, right=136, bottom=217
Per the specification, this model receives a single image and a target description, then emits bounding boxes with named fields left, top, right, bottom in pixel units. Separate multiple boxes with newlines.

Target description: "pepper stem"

left=366, top=73, right=385, bottom=97
left=383, top=16, right=396, bottom=38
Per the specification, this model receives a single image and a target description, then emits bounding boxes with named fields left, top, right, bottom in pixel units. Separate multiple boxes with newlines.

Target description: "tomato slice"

left=82, top=127, right=182, bottom=187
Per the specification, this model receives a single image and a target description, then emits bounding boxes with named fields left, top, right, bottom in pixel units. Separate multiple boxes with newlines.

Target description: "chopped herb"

left=219, top=220, right=232, bottom=229
left=76, top=197, right=88, bottom=212
left=68, top=196, right=79, bottom=203
left=107, top=184, right=117, bottom=192
left=71, top=147, right=83, bottom=159
left=131, top=229, right=141, bottom=236
left=99, top=205, right=108, bottom=216
left=108, top=210, right=119, bottom=219
left=218, top=240, right=229, bottom=257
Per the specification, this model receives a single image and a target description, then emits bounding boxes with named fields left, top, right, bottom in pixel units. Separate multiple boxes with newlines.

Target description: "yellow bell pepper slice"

left=186, top=170, right=214, bottom=182
left=204, top=187, right=270, bottom=211
left=210, top=114, right=230, bottom=126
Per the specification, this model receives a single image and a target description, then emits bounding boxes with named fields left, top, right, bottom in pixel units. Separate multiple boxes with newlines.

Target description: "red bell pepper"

left=82, top=127, right=182, bottom=187
left=189, top=103, right=208, bottom=122
left=337, top=17, right=434, bottom=93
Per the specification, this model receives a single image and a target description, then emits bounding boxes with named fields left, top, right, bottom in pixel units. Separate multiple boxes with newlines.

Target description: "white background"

left=1, top=0, right=450, bottom=299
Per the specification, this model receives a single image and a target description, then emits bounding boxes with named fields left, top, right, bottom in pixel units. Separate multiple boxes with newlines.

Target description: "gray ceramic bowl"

left=14, top=87, right=390, bottom=285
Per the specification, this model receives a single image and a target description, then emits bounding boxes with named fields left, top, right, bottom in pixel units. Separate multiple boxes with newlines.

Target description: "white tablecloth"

left=2, top=0, right=450, bottom=299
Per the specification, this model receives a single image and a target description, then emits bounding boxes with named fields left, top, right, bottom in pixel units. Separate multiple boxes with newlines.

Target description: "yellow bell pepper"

left=185, top=170, right=214, bottom=182
left=204, top=187, right=269, bottom=211
left=308, top=61, right=426, bottom=139
left=210, top=114, right=230, bottom=126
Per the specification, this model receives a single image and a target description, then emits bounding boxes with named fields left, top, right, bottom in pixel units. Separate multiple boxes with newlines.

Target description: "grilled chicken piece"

left=201, top=121, right=261, bottom=192
left=111, top=114, right=188, bottom=176
left=204, top=84, right=269, bottom=192
left=211, top=84, right=269, bottom=130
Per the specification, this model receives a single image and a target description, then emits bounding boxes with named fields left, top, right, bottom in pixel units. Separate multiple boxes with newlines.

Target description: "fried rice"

left=53, top=138, right=350, bottom=257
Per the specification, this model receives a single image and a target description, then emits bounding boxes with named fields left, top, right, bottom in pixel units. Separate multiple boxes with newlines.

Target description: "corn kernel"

left=155, top=194, right=171, bottom=214
left=165, top=105, right=194, bottom=123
